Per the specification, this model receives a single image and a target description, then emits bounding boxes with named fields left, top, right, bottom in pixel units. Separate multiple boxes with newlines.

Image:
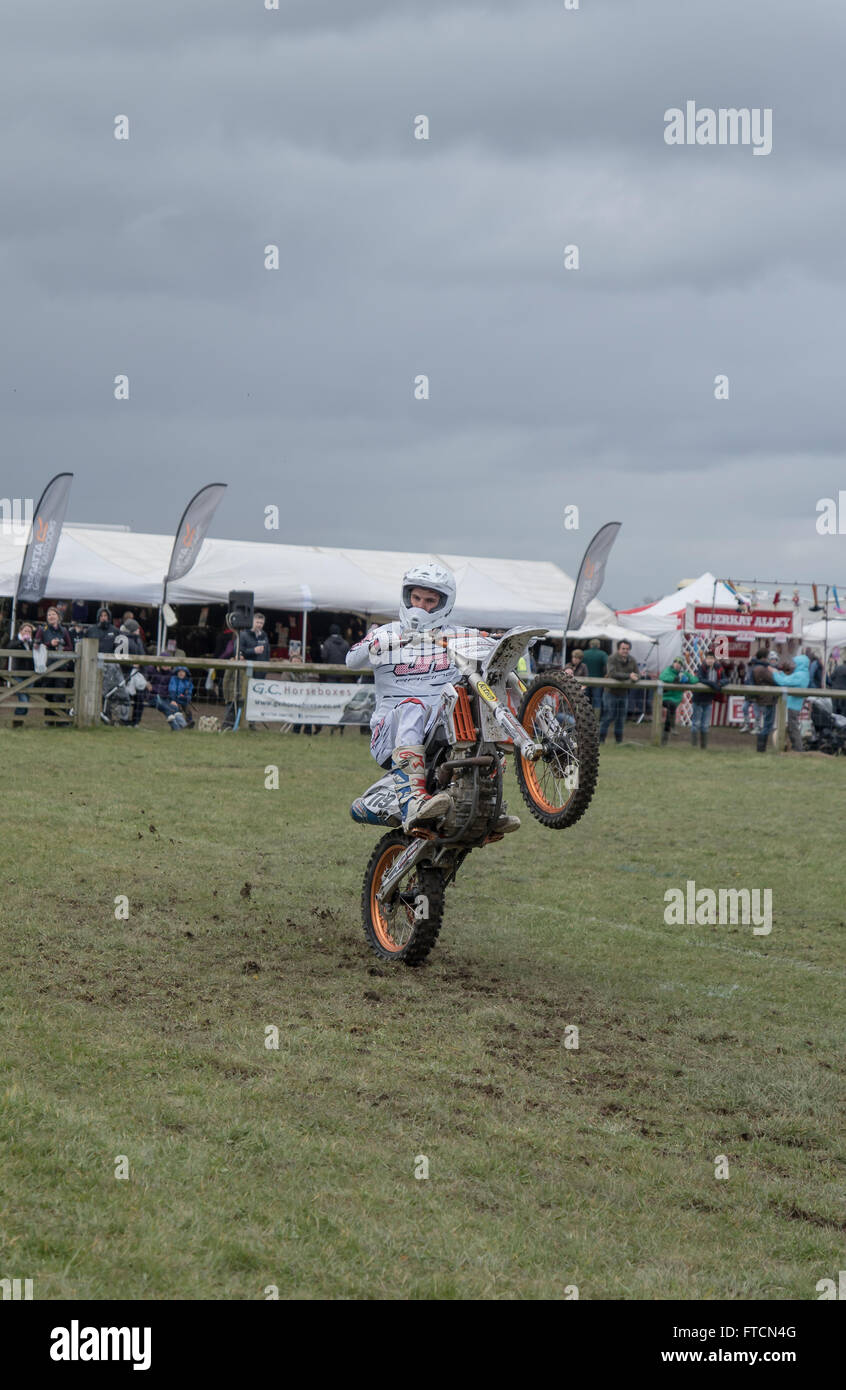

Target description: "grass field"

left=1, top=725, right=843, bottom=1300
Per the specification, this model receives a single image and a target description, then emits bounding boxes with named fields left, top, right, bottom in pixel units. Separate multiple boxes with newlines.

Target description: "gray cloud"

left=1, top=0, right=844, bottom=606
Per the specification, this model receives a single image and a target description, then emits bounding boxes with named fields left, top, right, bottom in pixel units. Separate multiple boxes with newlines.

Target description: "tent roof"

left=0, top=528, right=615, bottom=631
left=617, top=573, right=742, bottom=620
left=566, top=620, right=652, bottom=643
left=803, top=617, right=846, bottom=644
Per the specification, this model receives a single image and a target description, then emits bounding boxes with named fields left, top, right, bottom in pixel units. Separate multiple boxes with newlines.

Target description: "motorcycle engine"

left=438, top=756, right=502, bottom=839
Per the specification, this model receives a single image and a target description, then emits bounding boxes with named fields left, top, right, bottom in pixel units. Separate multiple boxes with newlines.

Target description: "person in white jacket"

left=346, top=560, right=519, bottom=835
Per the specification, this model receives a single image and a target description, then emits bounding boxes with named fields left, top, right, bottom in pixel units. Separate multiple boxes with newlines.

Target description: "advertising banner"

left=16, top=472, right=73, bottom=602
left=687, top=605, right=795, bottom=641
left=246, top=679, right=375, bottom=725
left=726, top=695, right=747, bottom=725
left=166, top=483, right=227, bottom=583
left=566, top=522, right=621, bottom=633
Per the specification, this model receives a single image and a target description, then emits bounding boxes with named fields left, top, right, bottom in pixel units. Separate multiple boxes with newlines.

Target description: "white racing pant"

left=369, top=695, right=444, bottom=767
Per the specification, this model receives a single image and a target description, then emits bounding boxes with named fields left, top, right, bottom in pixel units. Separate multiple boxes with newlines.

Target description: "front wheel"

left=515, top=672, right=599, bottom=828
left=361, top=832, right=446, bottom=965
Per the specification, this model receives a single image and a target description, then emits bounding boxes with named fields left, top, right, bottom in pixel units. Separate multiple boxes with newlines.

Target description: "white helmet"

left=399, top=560, right=456, bottom=632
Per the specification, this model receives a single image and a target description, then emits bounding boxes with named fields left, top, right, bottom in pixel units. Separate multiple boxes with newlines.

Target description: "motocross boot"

left=493, top=812, right=521, bottom=834
left=391, top=744, right=452, bottom=832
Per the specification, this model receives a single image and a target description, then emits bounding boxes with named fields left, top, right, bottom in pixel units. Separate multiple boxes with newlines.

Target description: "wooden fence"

left=578, top=677, right=846, bottom=752
left=0, top=647, right=77, bottom=723
left=2, top=642, right=844, bottom=752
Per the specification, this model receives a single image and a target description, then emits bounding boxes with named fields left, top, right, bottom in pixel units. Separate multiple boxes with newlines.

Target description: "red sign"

left=688, top=605, right=794, bottom=640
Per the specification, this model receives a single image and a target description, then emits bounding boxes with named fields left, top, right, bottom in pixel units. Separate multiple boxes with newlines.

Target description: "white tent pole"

left=157, top=581, right=166, bottom=653
left=822, top=585, right=830, bottom=688
left=302, top=607, right=308, bottom=661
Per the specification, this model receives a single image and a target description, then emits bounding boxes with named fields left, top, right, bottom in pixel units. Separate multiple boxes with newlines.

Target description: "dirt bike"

left=360, top=626, right=599, bottom=965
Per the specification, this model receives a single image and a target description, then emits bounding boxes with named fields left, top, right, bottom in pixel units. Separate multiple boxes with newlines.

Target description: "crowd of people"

left=561, top=637, right=846, bottom=753
left=0, top=599, right=368, bottom=733
left=3, top=598, right=844, bottom=748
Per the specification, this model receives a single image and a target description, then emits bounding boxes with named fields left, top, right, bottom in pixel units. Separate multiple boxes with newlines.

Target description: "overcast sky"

left=2, top=0, right=844, bottom=606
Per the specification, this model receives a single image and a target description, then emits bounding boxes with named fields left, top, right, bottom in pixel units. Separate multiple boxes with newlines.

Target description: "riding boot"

left=700, top=731, right=707, bottom=750
left=756, top=732, right=767, bottom=753
left=391, top=744, right=451, bottom=833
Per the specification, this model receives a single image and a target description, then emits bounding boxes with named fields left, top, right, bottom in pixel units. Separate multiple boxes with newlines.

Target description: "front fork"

left=457, top=662, right=540, bottom=761
left=376, top=836, right=430, bottom=902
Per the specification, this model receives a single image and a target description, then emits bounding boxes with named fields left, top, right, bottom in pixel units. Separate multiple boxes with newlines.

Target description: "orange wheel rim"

left=370, top=845, right=416, bottom=953
left=521, top=687, right=578, bottom=813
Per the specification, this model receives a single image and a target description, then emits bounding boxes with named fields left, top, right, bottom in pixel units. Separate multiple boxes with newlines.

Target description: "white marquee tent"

left=803, top=617, right=846, bottom=646
left=616, top=573, right=758, bottom=668
left=0, top=526, right=618, bottom=633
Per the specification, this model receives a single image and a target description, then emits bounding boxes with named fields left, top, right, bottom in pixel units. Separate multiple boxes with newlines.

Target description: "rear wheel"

left=515, top=672, right=599, bottom=828
left=361, top=832, right=446, bottom=965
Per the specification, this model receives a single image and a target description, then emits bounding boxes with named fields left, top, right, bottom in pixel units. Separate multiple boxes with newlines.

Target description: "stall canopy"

left=803, top=617, right=846, bottom=646
left=0, top=527, right=616, bottom=631
left=615, top=573, right=745, bottom=668
left=565, top=620, right=651, bottom=644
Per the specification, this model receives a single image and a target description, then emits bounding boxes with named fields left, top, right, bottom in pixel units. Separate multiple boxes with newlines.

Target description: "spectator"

left=214, top=625, right=235, bottom=659
left=830, top=657, right=846, bottom=690
left=143, top=663, right=179, bottom=728
left=599, top=639, right=639, bottom=745
left=34, top=606, right=73, bottom=726
left=122, top=610, right=146, bottom=645
left=168, top=666, right=194, bottom=727
left=581, top=639, right=608, bottom=713
left=88, top=607, right=118, bottom=653
left=321, top=623, right=350, bottom=737
left=805, top=648, right=823, bottom=689
left=659, top=656, right=691, bottom=744
left=71, top=598, right=89, bottom=624
left=751, top=652, right=780, bottom=753
left=745, top=647, right=769, bottom=734
left=566, top=648, right=588, bottom=679
left=119, top=619, right=146, bottom=657
left=689, top=649, right=723, bottom=749
left=241, top=612, right=271, bottom=664
left=68, top=619, right=88, bottom=650
left=126, top=663, right=151, bottom=727
left=288, top=640, right=318, bottom=736
left=321, top=623, right=349, bottom=665
left=7, top=620, right=35, bottom=727
left=771, top=650, right=810, bottom=752
left=240, top=614, right=271, bottom=731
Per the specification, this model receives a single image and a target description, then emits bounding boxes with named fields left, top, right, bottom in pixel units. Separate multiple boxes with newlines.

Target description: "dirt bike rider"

left=346, top=559, right=520, bottom=836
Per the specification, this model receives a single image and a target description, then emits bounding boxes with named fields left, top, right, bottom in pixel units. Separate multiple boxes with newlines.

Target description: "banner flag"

left=16, top=472, right=74, bottom=602
left=166, top=484, right=227, bottom=584
left=565, top=522, right=621, bottom=633
left=246, top=679, right=375, bottom=726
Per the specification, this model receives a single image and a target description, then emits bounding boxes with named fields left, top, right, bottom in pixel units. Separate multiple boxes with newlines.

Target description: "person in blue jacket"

left=770, top=650, right=810, bottom=751
left=165, top=666, right=194, bottom=729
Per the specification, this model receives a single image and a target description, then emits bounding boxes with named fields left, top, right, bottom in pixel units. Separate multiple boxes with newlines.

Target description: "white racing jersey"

left=346, top=621, right=488, bottom=718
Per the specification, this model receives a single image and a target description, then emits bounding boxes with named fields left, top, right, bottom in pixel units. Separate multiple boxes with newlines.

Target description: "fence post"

left=772, top=692, right=787, bottom=753
left=74, top=638, right=100, bottom=728
left=652, top=682, right=663, bottom=745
